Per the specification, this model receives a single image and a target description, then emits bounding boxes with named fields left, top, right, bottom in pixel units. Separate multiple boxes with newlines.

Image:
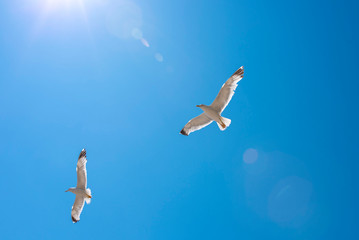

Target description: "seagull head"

left=196, top=104, right=205, bottom=108
left=65, top=187, right=76, bottom=193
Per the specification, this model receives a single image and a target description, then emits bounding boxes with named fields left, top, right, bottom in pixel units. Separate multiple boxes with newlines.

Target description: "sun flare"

left=30, top=0, right=89, bottom=36
left=42, top=0, right=85, bottom=12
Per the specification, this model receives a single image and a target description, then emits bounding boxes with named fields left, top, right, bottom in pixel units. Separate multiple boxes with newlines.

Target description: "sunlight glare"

left=44, top=0, right=84, bottom=11
left=30, top=0, right=91, bottom=38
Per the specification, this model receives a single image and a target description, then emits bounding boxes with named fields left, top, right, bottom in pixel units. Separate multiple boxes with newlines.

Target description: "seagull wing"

left=180, top=113, right=213, bottom=136
left=71, top=195, right=85, bottom=223
left=76, top=149, right=87, bottom=189
left=210, top=66, right=244, bottom=113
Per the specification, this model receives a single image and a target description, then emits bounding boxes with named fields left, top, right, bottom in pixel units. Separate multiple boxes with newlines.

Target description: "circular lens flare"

left=243, top=148, right=258, bottom=164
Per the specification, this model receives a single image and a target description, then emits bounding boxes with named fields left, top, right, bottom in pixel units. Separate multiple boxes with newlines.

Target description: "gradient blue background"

left=0, top=0, right=358, bottom=239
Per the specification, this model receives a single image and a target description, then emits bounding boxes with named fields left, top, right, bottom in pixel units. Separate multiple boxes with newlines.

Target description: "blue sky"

left=0, top=0, right=358, bottom=239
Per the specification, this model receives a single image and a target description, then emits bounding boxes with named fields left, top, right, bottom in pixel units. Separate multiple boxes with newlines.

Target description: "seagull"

left=65, top=149, right=92, bottom=223
left=180, top=66, right=244, bottom=136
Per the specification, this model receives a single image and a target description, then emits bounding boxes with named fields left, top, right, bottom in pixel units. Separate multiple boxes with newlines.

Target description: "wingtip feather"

left=72, top=216, right=79, bottom=223
left=232, top=66, right=244, bottom=77
left=79, top=149, right=86, bottom=159
left=180, top=129, right=189, bottom=136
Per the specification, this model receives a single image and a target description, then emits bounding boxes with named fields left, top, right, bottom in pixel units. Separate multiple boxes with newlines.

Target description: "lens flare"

left=155, top=53, right=163, bottom=62
left=106, top=1, right=143, bottom=39
left=243, top=148, right=258, bottom=164
left=141, top=38, right=150, bottom=47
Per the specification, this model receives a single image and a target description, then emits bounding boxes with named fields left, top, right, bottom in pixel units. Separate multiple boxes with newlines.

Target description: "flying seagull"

left=180, top=66, right=244, bottom=136
left=65, top=149, right=92, bottom=223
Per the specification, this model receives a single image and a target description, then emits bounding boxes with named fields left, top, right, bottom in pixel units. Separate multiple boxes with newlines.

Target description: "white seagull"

left=180, top=66, right=244, bottom=136
left=65, top=149, right=92, bottom=223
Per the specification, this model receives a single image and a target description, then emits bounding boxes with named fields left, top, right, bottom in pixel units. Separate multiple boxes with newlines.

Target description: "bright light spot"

left=28, top=0, right=90, bottom=38
left=243, top=148, right=258, bottom=164
left=141, top=38, right=150, bottom=47
left=131, top=28, right=150, bottom=47
left=41, top=0, right=85, bottom=11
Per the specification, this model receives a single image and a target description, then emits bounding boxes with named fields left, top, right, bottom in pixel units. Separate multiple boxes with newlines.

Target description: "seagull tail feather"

left=217, top=117, right=231, bottom=131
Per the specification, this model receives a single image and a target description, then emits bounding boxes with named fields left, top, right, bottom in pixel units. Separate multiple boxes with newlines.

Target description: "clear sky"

left=0, top=0, right=358, bottom=239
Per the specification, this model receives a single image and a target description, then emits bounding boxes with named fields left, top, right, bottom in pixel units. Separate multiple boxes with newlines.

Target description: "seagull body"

left=65, top=149, right=92, bottom=223
left=66, top=188, right=91, bottom=198
left=196, top=105, right=231, bottom=129
left=180, top=66, right=244, bottom=136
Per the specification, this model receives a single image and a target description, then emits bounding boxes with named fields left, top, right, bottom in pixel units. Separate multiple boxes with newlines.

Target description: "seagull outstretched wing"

left=76, top=149, right=87, bottom=189
left=180, top=113, right=213, bottom=136
left=71, top=195, right=85, bottom=223
left=210, top=66, right=244, bottom=113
